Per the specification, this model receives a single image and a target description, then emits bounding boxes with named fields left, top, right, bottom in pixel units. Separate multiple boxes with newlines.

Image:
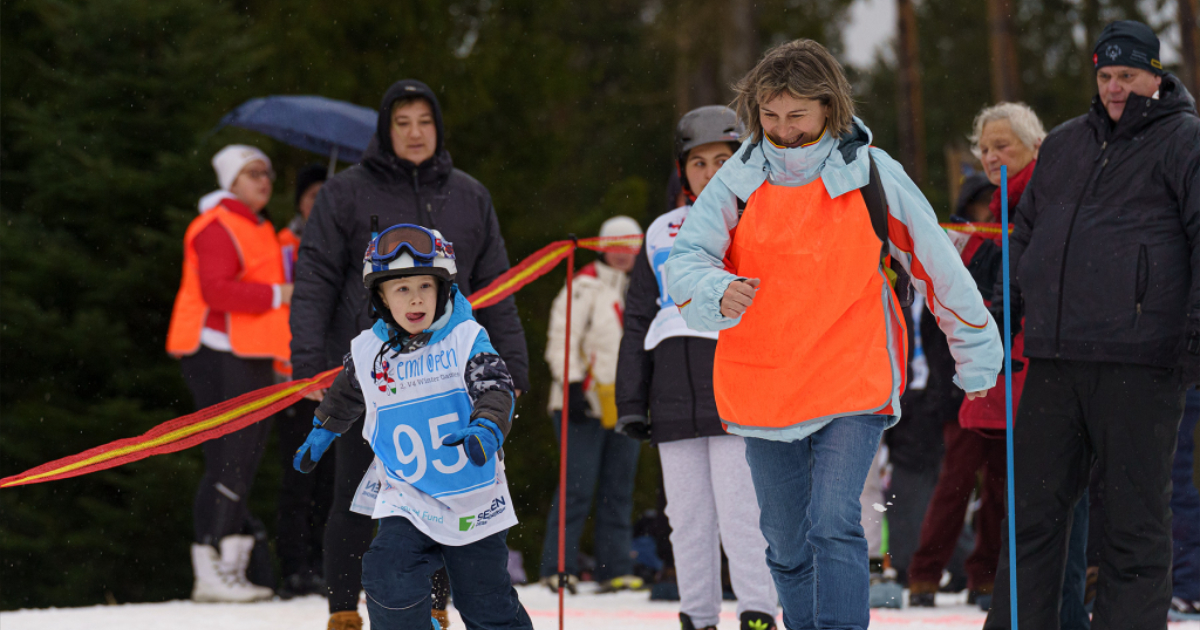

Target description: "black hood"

left=362, top=79, right=452, bottom=183
left=1088, top=72, right=1198, bottom=140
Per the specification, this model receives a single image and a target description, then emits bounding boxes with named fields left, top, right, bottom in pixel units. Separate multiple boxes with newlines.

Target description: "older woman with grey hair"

left=970, top=102, right=1046, bottom=190
left=907, top=102, right=1055, bottom=613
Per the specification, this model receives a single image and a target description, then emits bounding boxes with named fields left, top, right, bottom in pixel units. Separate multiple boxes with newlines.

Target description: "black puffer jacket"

left=1005, top=74, right=1200, bottom=368
left=616, top=243, right=725, bottom=446
left=290, top=80, right=530, bottom=389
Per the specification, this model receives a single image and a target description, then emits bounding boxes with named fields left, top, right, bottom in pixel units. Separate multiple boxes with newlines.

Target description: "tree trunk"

left=896, top=0, right=927, bottom=186
left=986, top=0, right=1021, bottom=102
left=1180, top=0, right=1200, bottom=101
left=719, top=0, right=758, bottom=101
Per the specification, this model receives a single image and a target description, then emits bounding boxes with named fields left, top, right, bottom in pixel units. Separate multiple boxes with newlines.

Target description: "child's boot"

left=739, top=611, right=777, bottom=630
left=190, top=543, right=272, bottom=602
left=432, top=608, right=451, bottom=629
left=327, top=611, right=363, bottom=630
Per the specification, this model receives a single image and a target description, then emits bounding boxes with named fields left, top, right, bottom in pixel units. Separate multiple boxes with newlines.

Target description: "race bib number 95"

left=374, top=389, right=497, bottom=499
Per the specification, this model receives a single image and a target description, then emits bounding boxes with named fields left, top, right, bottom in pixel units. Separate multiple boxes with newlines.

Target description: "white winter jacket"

left=545, top=260, right=628, bottom=418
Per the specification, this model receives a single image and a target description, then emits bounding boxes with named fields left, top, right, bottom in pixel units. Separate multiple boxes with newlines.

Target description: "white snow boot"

left=190, top=537, right=273, bottom=603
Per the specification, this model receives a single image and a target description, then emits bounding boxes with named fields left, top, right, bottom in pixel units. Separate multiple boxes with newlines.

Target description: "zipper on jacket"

left=1054, top=140, right=1109, bottom=352
left=1134, top=243, right=1149, bottom=327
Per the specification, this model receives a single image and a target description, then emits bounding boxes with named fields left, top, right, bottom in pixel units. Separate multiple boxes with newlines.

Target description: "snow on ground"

left=3, top=585, right=1199, bottom=630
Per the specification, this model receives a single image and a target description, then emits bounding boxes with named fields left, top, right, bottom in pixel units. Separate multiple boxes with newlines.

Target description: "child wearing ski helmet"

left=665, top=40, right=1002, bottom=629
left=294, top=224, right=533, bottom=630
left=615, top=105, right=779, bottom=630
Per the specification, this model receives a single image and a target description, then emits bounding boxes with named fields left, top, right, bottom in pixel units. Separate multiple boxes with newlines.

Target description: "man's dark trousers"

left=985, top=359, right=1184, bottom=630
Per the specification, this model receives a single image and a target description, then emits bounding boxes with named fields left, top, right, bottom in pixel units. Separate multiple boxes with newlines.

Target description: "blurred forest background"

left=3, top=0, right=1198, bottom=609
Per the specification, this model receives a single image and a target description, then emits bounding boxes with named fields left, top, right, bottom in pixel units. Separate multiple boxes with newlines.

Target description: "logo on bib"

left=372, top=359, right=397, bottom=394
left=459, top=515, right=476, bottom=531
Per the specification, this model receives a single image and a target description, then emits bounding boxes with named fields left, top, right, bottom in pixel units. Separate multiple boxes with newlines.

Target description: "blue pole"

left=1001, top=165, right=1019, bottom=627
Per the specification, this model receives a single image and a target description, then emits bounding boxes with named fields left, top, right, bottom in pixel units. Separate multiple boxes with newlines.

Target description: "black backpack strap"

left=863, top=153, right=889, bottom=261
left=862, top=153, right=914, bottom=307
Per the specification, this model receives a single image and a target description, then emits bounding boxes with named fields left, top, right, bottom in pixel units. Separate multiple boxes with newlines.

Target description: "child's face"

left=760, top=93, right=828, bottom=148
left=685, top=142, right=734, bottom=197
left=379, top=275, right=439, bottom=334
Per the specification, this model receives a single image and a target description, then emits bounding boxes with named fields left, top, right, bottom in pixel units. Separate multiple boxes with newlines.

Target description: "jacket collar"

left=1087, top=73, right=1198, bottom=141
left=716, top=117, right=874, bottom=201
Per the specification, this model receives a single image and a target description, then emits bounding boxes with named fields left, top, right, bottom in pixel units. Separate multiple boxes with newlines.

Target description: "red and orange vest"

left=714, top=178, right=907, bottom=429
left=166, top=205, right=291, bottom=362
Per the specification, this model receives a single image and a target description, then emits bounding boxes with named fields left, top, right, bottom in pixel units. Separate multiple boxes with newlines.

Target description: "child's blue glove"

left=294, top=418, right=341, bottom=473
left=442, top=418, right=503, bottom=467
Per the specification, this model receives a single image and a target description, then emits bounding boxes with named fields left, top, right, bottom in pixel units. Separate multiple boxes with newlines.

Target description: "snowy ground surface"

left=4, top=585, right=1199, bottom=630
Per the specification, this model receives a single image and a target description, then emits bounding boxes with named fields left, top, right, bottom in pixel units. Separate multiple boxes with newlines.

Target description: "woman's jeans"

left=744, top=415, right=889, bottom=630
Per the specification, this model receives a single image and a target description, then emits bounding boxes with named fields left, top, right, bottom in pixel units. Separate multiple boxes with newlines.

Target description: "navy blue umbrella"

left=216, top=95, right=377, bottom=174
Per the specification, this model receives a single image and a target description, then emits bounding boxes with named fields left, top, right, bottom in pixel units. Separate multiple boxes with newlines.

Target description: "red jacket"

left=958, top=161, right=1034, bottom=433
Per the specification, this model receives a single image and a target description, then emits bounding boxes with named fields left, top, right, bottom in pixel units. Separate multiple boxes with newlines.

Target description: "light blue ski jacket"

left=664, top=119, right=1002, bottom=442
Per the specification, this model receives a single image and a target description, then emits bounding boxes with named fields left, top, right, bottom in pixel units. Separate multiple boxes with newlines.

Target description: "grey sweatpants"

left=660, top=435, right=778, bottom=627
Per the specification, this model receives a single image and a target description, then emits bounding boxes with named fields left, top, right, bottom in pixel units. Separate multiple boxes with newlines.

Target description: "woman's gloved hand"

left=615, top=415, right=651, bottom=441
left=443, top=418, right=503, bottom=466
left=293, top=418, right=341, bottom=473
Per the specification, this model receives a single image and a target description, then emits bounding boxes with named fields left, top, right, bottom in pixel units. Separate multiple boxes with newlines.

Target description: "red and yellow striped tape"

left=2, top=233, right=645, bottom=489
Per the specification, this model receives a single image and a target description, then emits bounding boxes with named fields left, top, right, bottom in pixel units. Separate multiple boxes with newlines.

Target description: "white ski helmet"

left=362, top=224, right=457, bottom=326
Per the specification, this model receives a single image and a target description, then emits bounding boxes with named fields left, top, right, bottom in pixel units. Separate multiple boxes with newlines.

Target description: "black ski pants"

left=276, top=397, right=335, bottom=578
left=182, top=347, right=275, bottom=546
left=985, top=359, right=1184, bottom=630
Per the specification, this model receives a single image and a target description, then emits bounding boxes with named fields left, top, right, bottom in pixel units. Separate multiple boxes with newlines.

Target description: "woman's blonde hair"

left=969, top=102, right=1047, bottom=159
left=731, top=39, right=856, bottom=142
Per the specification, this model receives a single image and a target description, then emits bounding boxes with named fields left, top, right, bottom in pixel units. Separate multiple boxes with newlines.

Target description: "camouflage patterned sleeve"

left=314, top=352, right=364, bottom=434
left=466, top=352, right=515, bottom=438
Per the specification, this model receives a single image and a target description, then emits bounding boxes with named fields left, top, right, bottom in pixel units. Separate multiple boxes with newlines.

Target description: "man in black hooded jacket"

left=291, top=79, right=530, bottom=629
left=985, top=21, right=1200, bottom=630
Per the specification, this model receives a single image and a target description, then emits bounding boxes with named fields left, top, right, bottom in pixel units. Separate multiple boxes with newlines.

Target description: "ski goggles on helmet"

left=366, top=224, right=454, bottom=265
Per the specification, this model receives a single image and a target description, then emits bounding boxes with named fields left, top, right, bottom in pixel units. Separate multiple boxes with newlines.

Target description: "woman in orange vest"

left=166, top=144, right=292, bottom=603
left=664, top=40, right=1003, bottom=629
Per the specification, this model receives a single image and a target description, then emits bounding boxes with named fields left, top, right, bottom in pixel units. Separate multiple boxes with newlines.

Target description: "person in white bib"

left=293, top=224, right=532, bottom=630
left=616, top=106, right=778, bottom=630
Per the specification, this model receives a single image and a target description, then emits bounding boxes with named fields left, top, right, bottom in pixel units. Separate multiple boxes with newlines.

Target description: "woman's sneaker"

left=740, top=611, right=778, bottom=630
left=597, top=575, right=646, bottom=593
left=679, top=612, right=716, bottom=630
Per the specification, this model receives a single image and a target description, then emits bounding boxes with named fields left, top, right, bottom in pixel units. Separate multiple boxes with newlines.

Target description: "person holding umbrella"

left=290, top=79, right=530, bottom=630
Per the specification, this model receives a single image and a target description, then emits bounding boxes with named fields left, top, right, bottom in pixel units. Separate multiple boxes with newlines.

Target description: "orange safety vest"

left=165, top=205, right=291, bottom=362
left=713, top=178, right=907, bottom=430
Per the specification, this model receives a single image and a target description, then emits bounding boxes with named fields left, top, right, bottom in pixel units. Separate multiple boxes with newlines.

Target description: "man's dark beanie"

left=294, top=164, right=327, bottom=208
left=1093, top=20, right=1163, bottom=76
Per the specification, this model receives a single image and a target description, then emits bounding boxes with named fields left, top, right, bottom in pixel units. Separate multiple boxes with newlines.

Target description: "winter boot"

left=327, top=611, right=363, bottom=630
left=679, top=612, right=716, bottom=630
left=596, top=574, right=646, bottom=593
left=908, top=580, right=938, bottom=607
left=538, top=574, right=578, bottom=594
left=740, top=611, right=777, bottom=630
left=432, top=607, right=451, bottom=629
left=190, top=543, right=273, bottom=603
left=219, top=535, right=274, bottom=600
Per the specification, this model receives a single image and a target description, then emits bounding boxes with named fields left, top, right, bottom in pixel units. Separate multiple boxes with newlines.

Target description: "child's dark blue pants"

left=362, top=516, right=532, bottom=630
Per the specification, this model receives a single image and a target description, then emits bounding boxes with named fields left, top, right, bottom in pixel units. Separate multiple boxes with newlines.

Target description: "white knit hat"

left=211, top=144, right=272, bottom=191
left=599, top=215, right=643, bottom=238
